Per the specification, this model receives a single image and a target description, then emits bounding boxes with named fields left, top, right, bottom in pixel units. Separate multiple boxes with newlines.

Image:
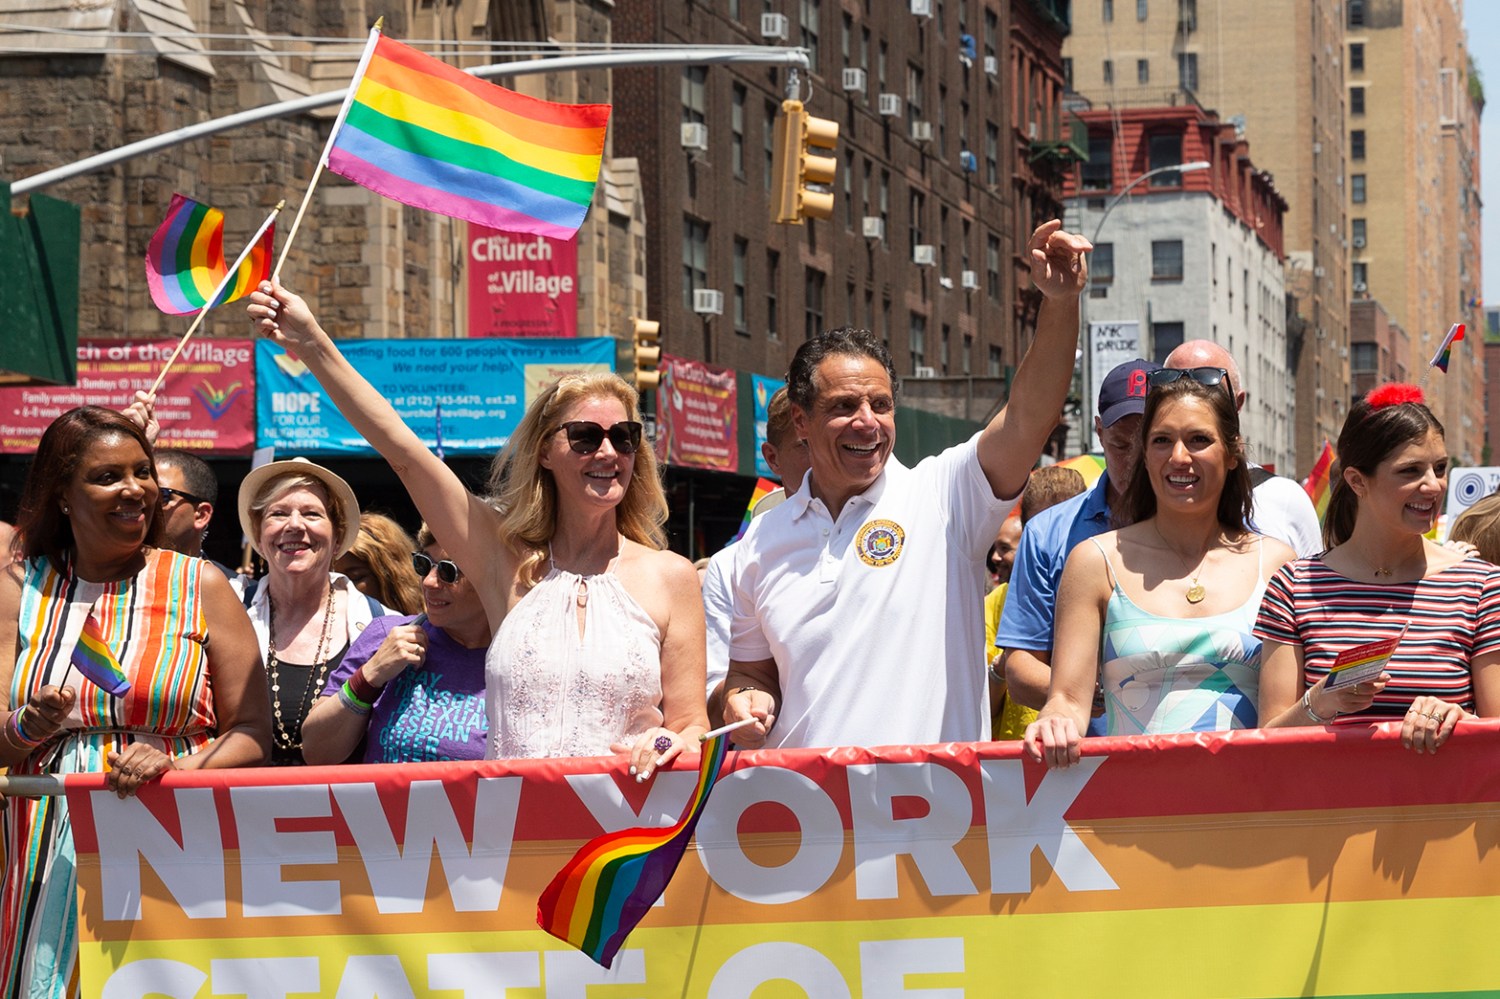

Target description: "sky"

left=1467, top=2, right=1500, bottom=310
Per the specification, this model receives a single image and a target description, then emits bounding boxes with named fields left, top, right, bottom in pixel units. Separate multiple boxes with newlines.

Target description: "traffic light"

left=631, top=318, right=661, bottom=391
left=770, top=99, right=839, bottom=224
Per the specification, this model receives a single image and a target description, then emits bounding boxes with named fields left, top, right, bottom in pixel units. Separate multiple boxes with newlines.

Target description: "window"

left=730, top=0, right=739, bottom=19
left=962, top=334, right=972, bottom=375
left=1351, top=342, right=1378, bottom=373
left=940, top=324, right=950, bottom=374
left=731, top=85, right=746, bottom=178
left=1092, top=243, right=1114, bottom=282
left=1083, top=133, right=1113, bottom=190
left=1151, top=239, right=1184, bottom=280
left=1151, top=322, right=1185, bottom=362
left=733, top=238, right=748, bottom=329
left=1351, top=86, right=1365, bottom=115
left=865, top=289, right=874, bottom=331
left=805, top=268, right=825, bottom=340
left=846, top=283, right=856, bottom=326
left=1062, top=57, right=1073, bottom=89
left=940, top=205, right=949, bottom=271
left=1103, top=0, right=1113, bottom=21
left=682, top=218, right=708, bottom=309
left=878, top=40, right=887, bottom=88
left=986, top=234, right=1001, bottom=302
left=764, top=102, right=777, bottom=192
left=907, top=65, right=923, bottom=133
left=960, top=100, right=969, bottom=148
left=1149, top=133, right=1183, bottom=186
left=938, top=85, right=947, bottom=156
left=1178, top=52, right=1198, bottom=91
left=1352, top=217, right=1367, bottom=244
left=909, top=189, right=924, bottom=256
left=880, top=169, right=890, bottom=240
left=862, top=158, right=872, bottom=218
left=985, top=122, right=998, bottom=186
left=909, top=312, right=926, bottom=371
left=1103, top=59, right=1114, bottom=84
left=1350, top=42, right=1364, bottom=72
left=1137, top=59, right=1150, bottom=84
left=1351, top=173, right=1366, bottom=203
left=983, top=10, right=997, bottom=64
left=881, top=299, right=891, bottom=348
left=1136, top=0, right=1147, bottom=20
left=988, top=345, right=1003, bottom=377
left=681, top=67, right=706, bottom=124
left=842, top=13, right=852, bottom=68
left=961, top=219, right=971, bottom=273
left=1348, top=0, right=1365, bottom=28
left=766, top=251, right=780, bottom=339
left=1178, top=0, right=1196, bottom=29
left=1351, top=129, right=1365, bottom=159
left=800, top=0, right=820, bottom=74
left=1352, top=261, right=1369, bottom=290
left=843, top=150, right=854, bottom=230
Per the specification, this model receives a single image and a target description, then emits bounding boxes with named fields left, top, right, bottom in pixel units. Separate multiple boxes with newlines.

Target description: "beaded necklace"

left=267, top=584, right=336, bottom=752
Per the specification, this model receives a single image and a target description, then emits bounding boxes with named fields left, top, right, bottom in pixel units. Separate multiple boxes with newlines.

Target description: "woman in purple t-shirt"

left=302, top=525, right=491, bottom=764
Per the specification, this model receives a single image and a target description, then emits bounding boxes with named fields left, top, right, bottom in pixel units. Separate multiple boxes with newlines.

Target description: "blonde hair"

left=1451, top=492, right=1500, bottom=565
left=346, top=513, right=424, bottom=614
left=487, top=373, right=668, bottom=585
left=248, top=474, right=346, bottom=553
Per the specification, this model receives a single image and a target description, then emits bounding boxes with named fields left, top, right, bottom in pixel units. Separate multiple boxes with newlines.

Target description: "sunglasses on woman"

left=550, top=420, right=644, bottom=455
left=1147, top=366, right=1233, bottom=398
left=412, top=552, right=462, bottom=584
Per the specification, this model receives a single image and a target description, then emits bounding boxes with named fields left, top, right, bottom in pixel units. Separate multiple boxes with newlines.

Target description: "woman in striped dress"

left=0, top=407, right=271, bottom=999
left=1257, top=385, right=1500, bottom=752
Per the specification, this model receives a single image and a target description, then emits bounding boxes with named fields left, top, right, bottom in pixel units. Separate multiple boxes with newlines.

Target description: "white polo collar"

left=787, top=454, right=906, bottom=521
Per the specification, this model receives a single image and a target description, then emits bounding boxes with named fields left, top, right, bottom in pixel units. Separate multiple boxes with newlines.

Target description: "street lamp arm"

left=1089, top=161, right=1212, bottom=246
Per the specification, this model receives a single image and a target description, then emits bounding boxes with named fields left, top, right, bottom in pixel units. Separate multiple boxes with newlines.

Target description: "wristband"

left=1302, top=687, right=1334, bottom=725
left=338, top=682, right=373, bottom=717
left=730, top=685, right=762, bottom=697
left=346, top=667, right=384, bottom=707
left=8, top=707, right=46, bottom=748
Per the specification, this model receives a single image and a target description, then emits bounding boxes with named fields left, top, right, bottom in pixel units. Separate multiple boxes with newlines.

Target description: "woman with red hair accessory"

left=1255, top=384, right=1500, bottom=753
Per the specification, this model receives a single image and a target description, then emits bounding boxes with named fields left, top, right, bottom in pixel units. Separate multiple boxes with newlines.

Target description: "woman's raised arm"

left=247, top=280, right=508, bottom=597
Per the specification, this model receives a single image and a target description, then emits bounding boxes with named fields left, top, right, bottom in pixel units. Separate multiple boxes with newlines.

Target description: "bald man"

left=1163, top=339, right=1322, bottom=557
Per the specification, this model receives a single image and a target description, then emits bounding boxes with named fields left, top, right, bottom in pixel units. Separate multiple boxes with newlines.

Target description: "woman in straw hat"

left=247, top=281, right=707, bottom=778
left=238, top=457, right=391, bottom=765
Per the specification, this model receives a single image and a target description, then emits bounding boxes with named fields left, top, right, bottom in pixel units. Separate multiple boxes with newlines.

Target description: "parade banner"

left=0, top=338, right=255, bottom=454
left=67, top=723, right=1500, bottom=998
left=256, top=337, right=613, bottom=454
left=656, top=354, right=738, bottom=472
left=751, top=373, right=785, bottom=478
left=1445, top=465, right=1500, bottom=523
left=468, top=226, right=579, bottom=338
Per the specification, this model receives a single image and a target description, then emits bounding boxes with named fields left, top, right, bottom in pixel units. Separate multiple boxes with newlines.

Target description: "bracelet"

left=338, top=682, right=373, bottom=716
left=7, top=707, right=46, bottom=748
left=346, top=667, right=384, bottom=707
left=729, top=685, right=762, bottom=698
left=1302, top=687, right=1335, bottom=725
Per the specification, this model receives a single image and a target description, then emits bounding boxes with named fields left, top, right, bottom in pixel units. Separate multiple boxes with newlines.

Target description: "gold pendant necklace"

left=1155, top=523, right=1210, bottom=604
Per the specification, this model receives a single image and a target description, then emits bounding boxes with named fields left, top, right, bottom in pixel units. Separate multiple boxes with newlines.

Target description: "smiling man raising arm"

left=722, top=221, right=1090, bottom=749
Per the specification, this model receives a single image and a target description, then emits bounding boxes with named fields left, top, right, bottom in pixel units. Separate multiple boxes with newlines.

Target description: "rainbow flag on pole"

left=326, top=33, right=610, bottom=240
left=537, top=731, right=732, bottom=967
left=144, top=194, right=274, bottom=315
left=1303, top=440, right=1335, bottom=522
left=1430, top=322, right=1466, bottom=373
left=71, top=614, right=130, bottom=697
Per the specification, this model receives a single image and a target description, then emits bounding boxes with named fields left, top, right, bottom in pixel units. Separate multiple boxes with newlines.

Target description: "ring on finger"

left=652, top=734, right=673, bottom=754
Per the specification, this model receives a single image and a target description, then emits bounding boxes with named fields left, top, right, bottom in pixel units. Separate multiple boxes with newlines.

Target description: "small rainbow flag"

left=729, top=477, right=779, bottom=543
left=71, top=614, right=130, bottom=697
left=326, top=33, right=610, bottom=240
left=537, top=731, right=732, bottom=968
left=1430, top=323, right=1466, bottom=373
left=145, top=194, right=274, bottom=316
left=1303, top=440, right=1334, bottom=522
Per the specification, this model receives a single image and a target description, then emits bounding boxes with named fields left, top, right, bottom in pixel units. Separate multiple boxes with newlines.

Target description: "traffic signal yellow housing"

left=771, top=99, right=839, bottom=224
left=632, top=318, right=661, bottom=391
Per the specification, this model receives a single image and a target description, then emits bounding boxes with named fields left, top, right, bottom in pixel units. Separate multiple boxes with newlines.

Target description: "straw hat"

left=237, top=457, right=361, bottom=558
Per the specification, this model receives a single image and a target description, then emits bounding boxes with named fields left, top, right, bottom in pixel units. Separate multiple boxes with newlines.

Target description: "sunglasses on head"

left=1148, top=366, right=1233, bottom=397
left=412, top=552, right=462, bottom=584
left=550, top=420, right=644, bottom=455
left=159, top=486, right=207, bottom=507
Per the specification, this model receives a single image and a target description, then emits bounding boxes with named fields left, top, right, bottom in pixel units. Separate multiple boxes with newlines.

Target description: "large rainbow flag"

left=537, top=730, right=732, bottom=967
left=1303, top=439, right=1334, bottom=522
left=144, top=194, right=274, bottom=315
left=326, top=33, right=610, bottom=240
left=729, top=477, right=779, bottom=543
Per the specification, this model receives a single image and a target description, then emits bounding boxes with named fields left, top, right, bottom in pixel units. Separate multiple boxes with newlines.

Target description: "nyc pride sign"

left=69, top=725, right=1500, bottom=998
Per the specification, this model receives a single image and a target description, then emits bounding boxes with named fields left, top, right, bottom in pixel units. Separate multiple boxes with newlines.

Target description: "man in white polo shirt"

left=723, top=220, right=1091, bottom=749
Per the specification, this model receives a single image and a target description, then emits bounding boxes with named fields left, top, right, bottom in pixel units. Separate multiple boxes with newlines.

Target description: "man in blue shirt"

left=998, top=359, right=1160, bottom=727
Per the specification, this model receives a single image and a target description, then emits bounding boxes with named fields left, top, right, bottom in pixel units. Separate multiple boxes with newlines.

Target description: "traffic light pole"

left=10, top=46, right=812, bottom=197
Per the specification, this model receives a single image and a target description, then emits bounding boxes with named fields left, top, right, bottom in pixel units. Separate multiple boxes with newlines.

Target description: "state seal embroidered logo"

left=855, top=519, right=905, bottom=567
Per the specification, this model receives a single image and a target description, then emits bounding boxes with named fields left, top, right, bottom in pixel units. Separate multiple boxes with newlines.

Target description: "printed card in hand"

left=1324, top=623, right=1408, bottom=692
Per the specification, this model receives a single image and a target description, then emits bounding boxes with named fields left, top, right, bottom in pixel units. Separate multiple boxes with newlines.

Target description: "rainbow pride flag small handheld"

left=145, top=194, right=274, bottom=315
left=325, top=32, right=610, bottom=240
left=1430, top=323, right=1466, bottom=373
left=71, top=614, right=131, bottom=697
left=1302, top=440, right=1334, bottom=522
left=537, top=728, right=733, bottom=967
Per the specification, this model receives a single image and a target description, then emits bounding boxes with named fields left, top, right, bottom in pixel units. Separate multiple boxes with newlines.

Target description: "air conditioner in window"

left=914, top=365, right=937, bottom=378
left=1352, top=236, right=1367, bottom=248
left=680, top=122, right=708, bottom=151
left=692, top=289, right=724, bottom=315
left=910, top=0, right=932, bottom=16
left=961, top=270, right=981, bottom=290
left=1316, top=387, right=1326, bottom=399
left=910, top=121, right=933, bottom=142
left=878, top=93, right=902, bottom=116
left=760, top=12, right=789, bottom=39
left=913, top=244, right=936, bottom=265
left=984, top=55, right=999, bottom=76
left=1027, top=121, right=1039, bottom=139
left=842, top=67, right=867, bottom=92
left=1313, top=266, right=1326, bottom=277
left=1315, top=327, right=1328, bottom=339
left=1340, top=346, right=1349, bottom=358
left=1353, top=280, right=1368, bottom=292
left=862, top=216, right=885, bottom=240
left=958, top=150, right=979, bottom=172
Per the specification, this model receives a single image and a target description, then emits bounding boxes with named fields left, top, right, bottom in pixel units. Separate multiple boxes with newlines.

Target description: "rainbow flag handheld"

left=729, top=477, right=779, bottom=543
left=325, top=32, right=610, bottom=240
left=1303, top=440, right=1334, bottom=522
left=71, top=614, right=130, bottom=697
left=537, top=730, right=732, bottom=967
left=145, top=194, right=274, bottom=316
left=1430, top=322, right=1466, bottom=373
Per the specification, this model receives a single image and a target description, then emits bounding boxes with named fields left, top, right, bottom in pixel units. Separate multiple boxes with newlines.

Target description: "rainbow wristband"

left=346, top=667, right=384, bottom=707
left=8, top=707, right=45, bottom=748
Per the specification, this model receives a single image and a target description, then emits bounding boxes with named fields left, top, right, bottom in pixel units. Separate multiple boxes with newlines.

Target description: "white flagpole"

left=149, top=200, right=285, bottom=396
left=272, top=16, right=385, bottom=281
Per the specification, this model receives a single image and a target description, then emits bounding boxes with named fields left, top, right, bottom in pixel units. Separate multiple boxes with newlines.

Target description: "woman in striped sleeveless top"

left=1256, top=385, right=1500, bottom=752
left=0, top=407, right=271, bottom=999
left=1025, top=372, right=1297, bottom=769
